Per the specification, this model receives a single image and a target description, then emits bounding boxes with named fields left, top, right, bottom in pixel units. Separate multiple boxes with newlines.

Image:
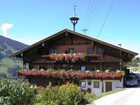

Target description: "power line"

left=82, top=0, right=103, bottom=34
left=85, top=0, right=99, bottom=28
left=82, top=0, right=96, bottom=27
left=81, top=0, right=91, bottom=26
left=82, top=0, right=101, bottom=35
left=88, top=0, right=103, bottom=30
left=97, top=0, right=115, bottom=38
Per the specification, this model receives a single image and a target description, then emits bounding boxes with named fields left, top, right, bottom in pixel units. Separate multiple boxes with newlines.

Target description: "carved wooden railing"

left=42, top=53, right=86, bottom=62
left=18, top=69, right=123, bottom=79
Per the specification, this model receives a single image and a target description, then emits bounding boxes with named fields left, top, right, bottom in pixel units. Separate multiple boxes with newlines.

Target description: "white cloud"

left=0, top=23, right=14, bottom=37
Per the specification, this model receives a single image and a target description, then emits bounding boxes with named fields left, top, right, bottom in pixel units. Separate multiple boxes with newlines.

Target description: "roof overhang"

left=10, top=29, right=138, bottom=58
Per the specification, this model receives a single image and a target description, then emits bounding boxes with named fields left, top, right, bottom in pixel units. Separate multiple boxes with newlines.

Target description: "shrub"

left=35, top=86, right=46, bottom=94
left=0, top=79, right=35, bottom=105
left=0, top=79, right=94, bottom=105
left=34, top=83, right=85, bottom=105
left=34, top=85, right=60, bottom=105
left=84, top=93, right=96, bottom=103
left=58, top=83, right=84, bottom=105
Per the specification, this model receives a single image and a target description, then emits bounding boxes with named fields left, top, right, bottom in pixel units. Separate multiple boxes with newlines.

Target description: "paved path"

left=88, top=88, right=140, bottom=105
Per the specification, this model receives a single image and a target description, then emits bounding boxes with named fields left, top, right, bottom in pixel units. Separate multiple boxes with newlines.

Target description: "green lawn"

left=0, top=57, right=23, bottom=76
left=129, top=66, right=140, bottom=72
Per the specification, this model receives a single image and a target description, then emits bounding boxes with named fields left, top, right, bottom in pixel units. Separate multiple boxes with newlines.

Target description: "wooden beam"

left=119, top=51, right=122, bottom=58
left=120, top=60, right=123, bottom=70
left=50, top=43, right=91, bottom=45
left=100, top=62, right=103, bottom=70
left=94, top=46, right=97, bottom=54
left=91, top=41, right=94, bottom=46
left=71, top=34, right=73, bottom=44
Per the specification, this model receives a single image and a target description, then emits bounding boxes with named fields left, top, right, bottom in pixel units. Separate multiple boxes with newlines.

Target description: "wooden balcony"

left=41, top=53, right=102, bottom=63
left=42, top=53, right=86, bottom=57
left=42, top=53, right=102, bottom=58
left=41, top=53, right=86, bottom=63
left=87, top=54, right=102, bottom=57
left=42, top=54, right=50, bottom=58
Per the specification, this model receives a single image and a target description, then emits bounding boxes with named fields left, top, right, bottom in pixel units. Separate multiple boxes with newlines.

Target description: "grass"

left=129, top=66, right=140, bottom=72
left=0, top=57, right=23, bottom=77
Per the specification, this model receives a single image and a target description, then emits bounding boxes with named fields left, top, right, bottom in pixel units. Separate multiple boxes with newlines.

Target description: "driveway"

left=88, top=88, right=140, bottom=105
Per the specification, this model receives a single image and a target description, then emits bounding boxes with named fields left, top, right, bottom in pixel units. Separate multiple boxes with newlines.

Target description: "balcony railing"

left=18, top=69, right=123, bottom=80
left=42, top=53, right=86, bottom=62
left=87, top=53, right=101, bottom=57
left=42, top=53, right=101, bottom=62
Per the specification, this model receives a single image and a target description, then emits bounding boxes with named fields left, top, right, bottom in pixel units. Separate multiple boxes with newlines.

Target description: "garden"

left=0, top=78, right=96, bottom=105
left=0, top=67, right=125, bottom=105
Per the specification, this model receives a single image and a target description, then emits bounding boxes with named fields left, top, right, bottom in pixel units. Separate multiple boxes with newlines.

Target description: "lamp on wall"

left=42, top=43, right=45, bottom=47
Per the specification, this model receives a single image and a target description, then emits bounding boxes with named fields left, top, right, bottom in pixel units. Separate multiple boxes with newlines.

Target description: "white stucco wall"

left=80, top=80, right=102, bottom=94
left=103, top=78, right=123, bottom=92
left=80, top=78, right=123, bottom=95
left=92, top=80, right=102, bottom=94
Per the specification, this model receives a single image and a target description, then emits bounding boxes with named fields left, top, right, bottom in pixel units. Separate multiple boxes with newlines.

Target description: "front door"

left=105, top=82, right=112, bottom=92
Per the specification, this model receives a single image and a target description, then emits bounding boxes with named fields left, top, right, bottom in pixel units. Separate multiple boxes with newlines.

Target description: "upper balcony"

left=41, top=52, right=102, bottom=63
left=39, top=46, right=104, bottom=63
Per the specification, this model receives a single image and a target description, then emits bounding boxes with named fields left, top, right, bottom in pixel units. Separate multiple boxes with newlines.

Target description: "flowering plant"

left=19, top=69, right=123, bottom=79
left=49, top=53, right=86, bottom=62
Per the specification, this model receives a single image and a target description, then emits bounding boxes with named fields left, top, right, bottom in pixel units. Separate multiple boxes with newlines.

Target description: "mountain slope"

left=0, top=35, right=28, bottom=77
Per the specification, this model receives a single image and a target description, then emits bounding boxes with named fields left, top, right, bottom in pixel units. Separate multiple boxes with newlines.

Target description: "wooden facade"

left=11, top=29, right=138, bottom=87
left=11, top=29, right=138, bottom=71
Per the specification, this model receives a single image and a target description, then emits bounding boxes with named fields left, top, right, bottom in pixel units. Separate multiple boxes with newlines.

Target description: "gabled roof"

left=10, top=29, right=138, bottom=57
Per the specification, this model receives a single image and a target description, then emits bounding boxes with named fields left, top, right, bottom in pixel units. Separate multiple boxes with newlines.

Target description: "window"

left=34, top=65, right=39, bottom=70
left=88, top=81, right=91, bottom=86
left=87, top=48, right=94, bottom=55
left=81, top=66, right=86, bottom=72
left=49, top=48, right=57, bottom=54
left=80, top=81, right=86, bottom=88
left=96, top=47, right=104, bottom=54
left=68, top=48, right=75, bottom=54
left=25, top=63, right=29, bottom=69
left=93, top=81, right=100, bottom=88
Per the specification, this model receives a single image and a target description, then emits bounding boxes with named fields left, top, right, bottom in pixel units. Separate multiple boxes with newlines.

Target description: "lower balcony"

left=18, top=69, right=123, bottom=80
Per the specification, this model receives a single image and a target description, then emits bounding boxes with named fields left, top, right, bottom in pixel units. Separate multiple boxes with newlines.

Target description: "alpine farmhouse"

left=11, top=29, right=138, bottom=94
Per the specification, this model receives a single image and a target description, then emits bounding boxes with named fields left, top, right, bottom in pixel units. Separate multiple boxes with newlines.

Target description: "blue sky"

left=0, top=0, right=139, bottom=56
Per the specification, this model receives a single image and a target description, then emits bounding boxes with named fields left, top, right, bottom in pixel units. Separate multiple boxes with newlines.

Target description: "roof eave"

left=10, top=28, right=138, bottom=58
